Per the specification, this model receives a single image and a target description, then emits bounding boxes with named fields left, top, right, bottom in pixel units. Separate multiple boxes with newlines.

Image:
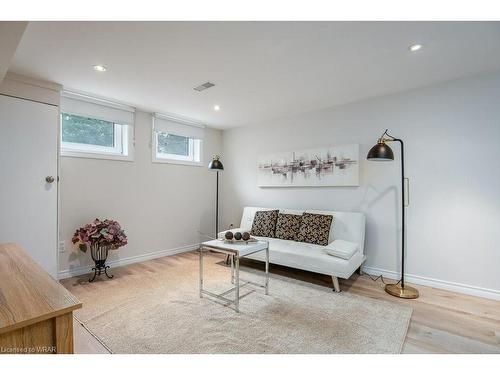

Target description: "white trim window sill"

left=60, top=150, right=134, bottom=162
left=152, top=158, right=203, bottom=167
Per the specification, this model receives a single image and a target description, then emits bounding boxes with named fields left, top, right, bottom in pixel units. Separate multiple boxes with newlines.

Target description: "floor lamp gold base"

left=385, top=283, right=419, bottom=299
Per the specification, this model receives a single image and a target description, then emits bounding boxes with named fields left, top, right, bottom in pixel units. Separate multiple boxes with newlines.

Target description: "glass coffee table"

left=199, top=239, right=269, bottom=312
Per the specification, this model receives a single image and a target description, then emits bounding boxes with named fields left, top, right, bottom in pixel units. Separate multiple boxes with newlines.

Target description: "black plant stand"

left=89, top=244, right=114, bottom=282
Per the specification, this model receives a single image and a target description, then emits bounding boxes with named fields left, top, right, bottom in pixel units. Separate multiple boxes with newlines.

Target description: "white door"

left=0, top=94, right=58, bottom=278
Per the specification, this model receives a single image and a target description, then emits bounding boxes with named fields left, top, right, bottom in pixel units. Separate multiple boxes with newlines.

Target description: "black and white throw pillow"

left=250, top=210, right=279, bottom=238
left=275, top=213, right=302, bottom=241
left=296, top=213, right=333, bottom=246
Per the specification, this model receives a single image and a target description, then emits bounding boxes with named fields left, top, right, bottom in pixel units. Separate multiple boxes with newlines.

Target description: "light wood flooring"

left=65, top=251, right=500, bottom=354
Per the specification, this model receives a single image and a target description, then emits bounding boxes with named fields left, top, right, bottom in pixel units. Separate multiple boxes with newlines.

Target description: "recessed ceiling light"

left=409, top=44, right=422, bottom=52
left=214, top=105, right=221, bottom=111
left=93, top=65, right=107, bottom=72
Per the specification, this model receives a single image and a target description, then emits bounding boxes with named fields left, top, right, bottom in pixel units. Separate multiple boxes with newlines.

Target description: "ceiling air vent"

left=193, top=81, right=215, bottom=92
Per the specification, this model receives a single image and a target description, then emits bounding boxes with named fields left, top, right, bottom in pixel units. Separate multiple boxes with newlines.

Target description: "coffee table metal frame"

left=199, top=240, right=269, bottom=312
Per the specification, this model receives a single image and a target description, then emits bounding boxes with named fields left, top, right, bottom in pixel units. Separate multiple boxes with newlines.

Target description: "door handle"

left=45, top=176, right=55, bottom=183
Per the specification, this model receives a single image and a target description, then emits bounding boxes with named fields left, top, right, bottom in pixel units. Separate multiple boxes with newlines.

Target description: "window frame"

left=152, top=130, right=203, bottom=167
left=60, top=112, right=134, bottom=162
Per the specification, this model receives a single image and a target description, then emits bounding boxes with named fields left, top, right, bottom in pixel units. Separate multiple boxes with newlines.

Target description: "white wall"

left=221, top=71, right=500, bottom=298
left=0, top=22, right=27, bottom=81
left=59, top=111, right=222, bottom=277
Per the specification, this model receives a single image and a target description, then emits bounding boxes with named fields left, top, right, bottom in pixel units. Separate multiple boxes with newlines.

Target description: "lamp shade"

left=208, top=155, right=224, bottom=170
left=367, top=142, right=394, bottom=161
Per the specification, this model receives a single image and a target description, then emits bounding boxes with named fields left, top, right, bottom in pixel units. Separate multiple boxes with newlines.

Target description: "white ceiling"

left=10, top=21, right=500, bottom=129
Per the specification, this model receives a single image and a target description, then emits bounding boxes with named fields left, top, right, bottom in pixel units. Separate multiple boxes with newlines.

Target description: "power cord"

left=362, top=271, right=401, bottom=286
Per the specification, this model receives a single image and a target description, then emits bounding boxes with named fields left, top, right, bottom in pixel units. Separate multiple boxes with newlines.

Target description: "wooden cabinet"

left=0, top=243, right=82, bottom=354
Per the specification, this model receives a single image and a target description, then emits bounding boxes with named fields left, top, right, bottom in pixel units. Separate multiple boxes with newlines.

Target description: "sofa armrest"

left=323, top=239, right=359, bottom=260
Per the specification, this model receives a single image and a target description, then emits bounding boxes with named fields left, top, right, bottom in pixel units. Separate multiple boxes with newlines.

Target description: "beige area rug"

left=63, top=252, right=412, bottom=354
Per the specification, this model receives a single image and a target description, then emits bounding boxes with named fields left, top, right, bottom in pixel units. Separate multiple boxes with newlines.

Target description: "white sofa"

left=219, top=206, right=366, bottom=292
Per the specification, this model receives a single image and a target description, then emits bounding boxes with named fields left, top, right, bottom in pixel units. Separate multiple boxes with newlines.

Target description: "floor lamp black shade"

left=208, top=155, right=223, bottom=239
left=367, top=129, right=419, bottom=299
left=367, top=142, right=395, bottom=161
left=208, top=157, right=224, bottom=171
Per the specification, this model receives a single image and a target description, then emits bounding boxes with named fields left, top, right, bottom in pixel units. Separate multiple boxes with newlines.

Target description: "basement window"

left=61, top=113, right=129, bottom=156
left=152, top=114, right=204, bottom=166
left=59, top=92, right=135, bottom=161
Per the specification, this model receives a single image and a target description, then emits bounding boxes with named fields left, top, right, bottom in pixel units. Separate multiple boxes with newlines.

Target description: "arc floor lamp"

left=367, top=129, right=419, bottom=299
left=208, top=155, right=223, bottom=239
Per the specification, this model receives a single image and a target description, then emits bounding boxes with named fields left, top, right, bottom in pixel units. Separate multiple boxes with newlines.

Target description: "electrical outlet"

left=58, top=241, right=66, bottom=253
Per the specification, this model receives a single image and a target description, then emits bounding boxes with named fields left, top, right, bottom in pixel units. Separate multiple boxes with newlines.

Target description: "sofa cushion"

left=251, top=210, right=279, bottom=237
left=296, top=212, right=333, bottom=246
left=275, top=213, right=302, bottom=241
left=245, top=236, right=364, bottom=279
left=323, top=239, right=358, bottom=260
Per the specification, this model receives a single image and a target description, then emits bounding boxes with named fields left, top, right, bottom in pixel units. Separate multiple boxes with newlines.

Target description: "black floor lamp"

left=208, top=155, right=224, bottom=239
left=367, top=129, right=419, bottom=299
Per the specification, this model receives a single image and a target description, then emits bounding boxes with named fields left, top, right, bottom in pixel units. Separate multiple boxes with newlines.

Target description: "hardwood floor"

left=66, top=251, right=500, bottom=354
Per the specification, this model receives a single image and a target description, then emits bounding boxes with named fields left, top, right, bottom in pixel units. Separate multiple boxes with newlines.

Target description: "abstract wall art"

left=257, top=144, right=359, bottom=187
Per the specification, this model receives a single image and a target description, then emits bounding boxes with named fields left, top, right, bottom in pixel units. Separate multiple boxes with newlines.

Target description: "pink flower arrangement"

left=72, top=218, right=128, bottom=252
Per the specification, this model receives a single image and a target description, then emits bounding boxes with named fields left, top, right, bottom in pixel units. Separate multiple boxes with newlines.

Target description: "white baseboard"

left=362, top=265, right=500, bottom=301
left=58, top=243, right=198, bottom=280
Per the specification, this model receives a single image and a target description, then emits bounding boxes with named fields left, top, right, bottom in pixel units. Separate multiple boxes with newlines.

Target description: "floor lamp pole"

left=385, top=138, right=418, bottom=298
left=396, top=139, right=405, bottom=289
left=215, top=170, right=219, bottom=238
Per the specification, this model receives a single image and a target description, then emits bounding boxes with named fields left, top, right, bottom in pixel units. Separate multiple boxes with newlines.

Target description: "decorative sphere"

left=225, top=231, right=234, bottom=240
left=234, top=232, right=242, bottom=241
left=242, top=232, right=250, bottom=241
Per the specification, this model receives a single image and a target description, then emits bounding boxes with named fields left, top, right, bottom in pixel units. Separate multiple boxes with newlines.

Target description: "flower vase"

left=89, top=243, right=113, bottom=282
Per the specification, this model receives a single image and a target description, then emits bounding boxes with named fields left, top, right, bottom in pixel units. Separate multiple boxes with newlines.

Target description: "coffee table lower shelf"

left=199, top=240, right=269, bottom=313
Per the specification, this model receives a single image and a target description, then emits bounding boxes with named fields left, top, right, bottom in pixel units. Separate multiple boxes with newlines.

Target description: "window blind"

left=60, top=91, right=135, bottom=125
left=153, top=113, right=205, bottom=140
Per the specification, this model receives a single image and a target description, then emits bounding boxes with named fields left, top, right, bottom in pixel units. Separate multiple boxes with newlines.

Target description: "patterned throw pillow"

left=296, top=213, right=333, bottom=246
left=250, top=210, right=279, bottom=238
left=275, top=213, right=302, bottom=241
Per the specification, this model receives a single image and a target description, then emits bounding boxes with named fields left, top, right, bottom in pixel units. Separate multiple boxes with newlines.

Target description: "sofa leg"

left=331, top=276, right=341, bottom=293
left=357, top=266, right=363, bottom=275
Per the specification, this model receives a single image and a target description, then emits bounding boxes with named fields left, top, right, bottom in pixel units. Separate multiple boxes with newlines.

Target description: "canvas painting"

left=257, top=144, right=359, bottom=187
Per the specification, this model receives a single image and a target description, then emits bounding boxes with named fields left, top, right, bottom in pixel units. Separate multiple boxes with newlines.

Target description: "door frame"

left=0, top=92, right=60, bottom=278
